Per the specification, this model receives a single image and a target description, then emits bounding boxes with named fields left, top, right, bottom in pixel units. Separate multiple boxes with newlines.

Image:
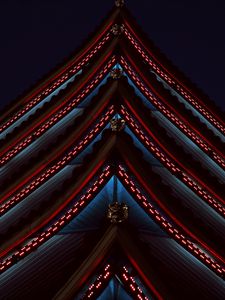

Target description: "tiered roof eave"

left=0, top=2, right=225, bottom=299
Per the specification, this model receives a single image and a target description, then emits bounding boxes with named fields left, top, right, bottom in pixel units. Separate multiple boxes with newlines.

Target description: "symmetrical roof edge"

left=53, top=225, right=160, bottom=300
left=0, top=72, right=223, bottom=221
left=1, top=123, right=223, bottom=266
left=1, top=2, right=224, bottom=134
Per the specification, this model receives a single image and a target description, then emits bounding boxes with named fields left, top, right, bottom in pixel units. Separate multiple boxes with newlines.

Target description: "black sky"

left=0, top=0, right=225, bottom=111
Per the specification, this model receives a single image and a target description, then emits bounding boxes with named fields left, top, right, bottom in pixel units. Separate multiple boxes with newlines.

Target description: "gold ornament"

left=107, top=202, right=129, bottom=223
left=110, top=118, right=125, bottom=132
left=115, top=0, right=125, bottom=8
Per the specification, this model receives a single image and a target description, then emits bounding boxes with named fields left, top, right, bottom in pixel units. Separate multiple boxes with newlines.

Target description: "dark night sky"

left=0, top=0, right=225, bottom=112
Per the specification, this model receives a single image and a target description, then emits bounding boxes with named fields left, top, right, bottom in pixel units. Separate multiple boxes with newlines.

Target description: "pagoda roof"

left=0, top=3, right=224, bottom=133
left=0, top=1, right=225, bottom=298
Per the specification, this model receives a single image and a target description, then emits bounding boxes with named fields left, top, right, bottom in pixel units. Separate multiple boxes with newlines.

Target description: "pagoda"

left=0, top=1, right=225, bottom=299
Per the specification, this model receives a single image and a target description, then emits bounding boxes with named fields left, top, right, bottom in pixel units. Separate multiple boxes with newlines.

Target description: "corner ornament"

left=110, top=118, right=125, bottom=132
left=111, top=24, right=125, bottom=36
left=107, top=202, right=129, bottom=223
left=115, top=0, right=125, bottom=8
left=110, top=68, right=123, bottom=79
